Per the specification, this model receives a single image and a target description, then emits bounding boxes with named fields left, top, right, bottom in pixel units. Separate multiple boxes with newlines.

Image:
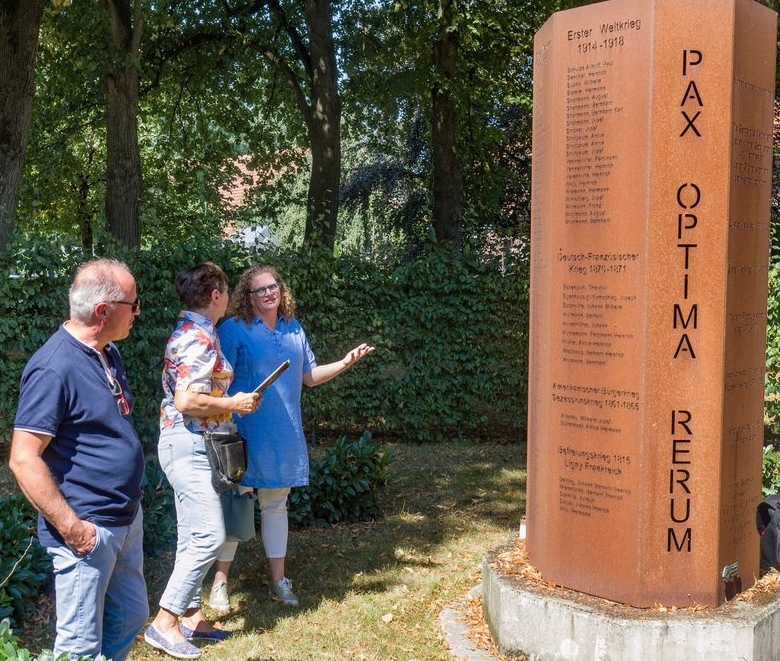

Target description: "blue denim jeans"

left=158, top=426, right=226, bottom=614
left=46, top=509, right=148, bottom=661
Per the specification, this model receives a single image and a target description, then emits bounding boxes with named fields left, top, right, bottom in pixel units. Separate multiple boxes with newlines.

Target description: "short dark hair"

left=175, top=262, right=228, bottom=309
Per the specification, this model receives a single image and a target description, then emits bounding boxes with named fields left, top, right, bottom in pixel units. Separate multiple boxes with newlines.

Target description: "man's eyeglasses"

left=108, top=298, right=141, bottom=312
left=250, top=283, right=280, bottom=296
left=107, top=375, right=131, bottom=416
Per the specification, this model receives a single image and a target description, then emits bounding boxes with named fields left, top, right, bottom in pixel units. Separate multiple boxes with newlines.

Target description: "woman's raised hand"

left=342, top=343, right=375, bottom=367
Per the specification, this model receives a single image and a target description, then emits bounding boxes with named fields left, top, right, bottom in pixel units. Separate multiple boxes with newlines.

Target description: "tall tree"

left=15, top=3, right=108, bottom=250
left=141, top=0, right=342, bottom=252
left=298, top=0, right=341, bottom=249
left=10, top=0, right=568, bottom=258
left=237, top=0, right=341, bottom=251
left=340, top=0, right=556, bottom=253
left=0, top=0, right=47, bottom=249
left=431, top=0, right=462, bottom=249
left=102, top=0, right=143, bottom=248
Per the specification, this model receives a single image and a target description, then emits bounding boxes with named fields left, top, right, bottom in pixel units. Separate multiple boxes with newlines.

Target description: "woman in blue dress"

left=210, top=265, right=373, bottom=610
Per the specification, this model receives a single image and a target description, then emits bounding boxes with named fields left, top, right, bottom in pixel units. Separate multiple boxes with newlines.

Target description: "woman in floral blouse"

left=144, top=263, right=260, bottom=660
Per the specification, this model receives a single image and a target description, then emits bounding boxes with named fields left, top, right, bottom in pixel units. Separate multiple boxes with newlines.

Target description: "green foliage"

left=282, top=241, right=529, bottom=441
left=0, top=230, right=254, bottom=449
left=0, top=234, right=527, bottom=449
left=140, top=458, right=177, bottom=557
left=0, top=235, right=88, bottom=445
left=765, top=264, right=780, bottom=438
left=0, top=496, right=51, bottom=630
left=16, top=5, right=107, bottom=246
left=763, top=445, right=780, bottom=497
left=16, top=0, right=314, bottom=252
left=770, top=152, right=780, bottom=263
left=339, top=0, right=542, bottom=252
left=0, top=232, right=526, bottom=605
left=288, top=432, right=394, bottom=527
left=14, top=0, right=543, bottom=258
left=0, top=618, right=108, bottom=661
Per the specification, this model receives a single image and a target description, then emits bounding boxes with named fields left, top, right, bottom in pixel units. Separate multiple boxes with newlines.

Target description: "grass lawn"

left=4, top=440, right=526, bottom=661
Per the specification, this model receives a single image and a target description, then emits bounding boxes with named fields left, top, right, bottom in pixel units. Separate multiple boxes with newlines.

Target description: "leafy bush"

left=763, top=444, right=780, bottom=497
left=0, top=618, right=107, bottom=661
left=281, top=241, right=529, bottom=441
left=288, top=432, right=394, bottom=527
left=766, top=264, right=780, bottom=438
left=0, top=235, right=527, bottom=448
left=140, top=458, right=177, bottom=557
left=0, top=231, right=255, bottom=451
left=0, top=496, right=51, bottom=629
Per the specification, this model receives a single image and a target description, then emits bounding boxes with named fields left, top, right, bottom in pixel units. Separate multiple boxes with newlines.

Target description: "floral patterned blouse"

left=160, top=310, right=234, bottom=433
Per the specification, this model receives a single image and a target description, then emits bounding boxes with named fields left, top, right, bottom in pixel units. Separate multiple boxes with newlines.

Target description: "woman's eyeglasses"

left=107, top=298, right=141, bottom=312
left=107, top=375, right=131, bottom=416
left=250, top=283, right=280, bottom=296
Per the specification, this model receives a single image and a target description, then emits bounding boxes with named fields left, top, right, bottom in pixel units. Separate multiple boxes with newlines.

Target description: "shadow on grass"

left=9, top=438, right=526, bottom=655
left=211, top=440, right=526, bottom=635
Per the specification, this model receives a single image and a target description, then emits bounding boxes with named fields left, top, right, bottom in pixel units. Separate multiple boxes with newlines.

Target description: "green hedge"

left=0, top=618, right=105, bottom=661
left=0, top=235, right=528, bottom=449
left=0, top=231, right=528, bottom=574
left=0, top=495, right=51, bottom=629
left=765, top=263, right=780, bottom=438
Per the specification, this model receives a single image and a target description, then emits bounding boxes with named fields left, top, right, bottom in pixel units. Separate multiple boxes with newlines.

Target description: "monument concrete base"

left=482, top=544, right=780, bottom=661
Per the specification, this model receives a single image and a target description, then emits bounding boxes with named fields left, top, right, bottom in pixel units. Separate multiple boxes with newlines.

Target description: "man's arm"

left=9, top=430, right=96, bottom=555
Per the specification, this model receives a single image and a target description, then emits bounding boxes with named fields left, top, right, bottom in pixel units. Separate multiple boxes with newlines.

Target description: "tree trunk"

left=103, top=0, right=142, bottom=248
left=431, top=3, right=463, bottom=250
left=302, top=0, right=340, bottom=252
left=0, top=0, right=46, bottom=250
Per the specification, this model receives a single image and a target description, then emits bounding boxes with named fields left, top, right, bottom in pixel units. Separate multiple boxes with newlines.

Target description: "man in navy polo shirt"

left=10, top=258, right=148, bottom=661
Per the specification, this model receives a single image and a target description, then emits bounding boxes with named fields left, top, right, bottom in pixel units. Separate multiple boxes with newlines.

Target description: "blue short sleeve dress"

left=217, top=315, right=316, bottom=488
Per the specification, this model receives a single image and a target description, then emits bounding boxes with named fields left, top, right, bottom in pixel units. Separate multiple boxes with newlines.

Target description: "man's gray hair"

left=69, top=258, right=132, bottom=323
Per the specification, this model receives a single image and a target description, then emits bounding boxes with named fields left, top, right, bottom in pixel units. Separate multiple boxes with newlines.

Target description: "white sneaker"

left=208, top=581, right=230, bottom=614
left=269, top=577, right=299, bottom=606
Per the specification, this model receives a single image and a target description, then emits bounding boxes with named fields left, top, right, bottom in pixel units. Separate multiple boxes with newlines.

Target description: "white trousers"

left=218, top=486, right=290, bottom=561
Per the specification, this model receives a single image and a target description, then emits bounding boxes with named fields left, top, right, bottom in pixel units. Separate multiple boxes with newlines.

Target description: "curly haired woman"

left=210, top=265, right=373, bottom=611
